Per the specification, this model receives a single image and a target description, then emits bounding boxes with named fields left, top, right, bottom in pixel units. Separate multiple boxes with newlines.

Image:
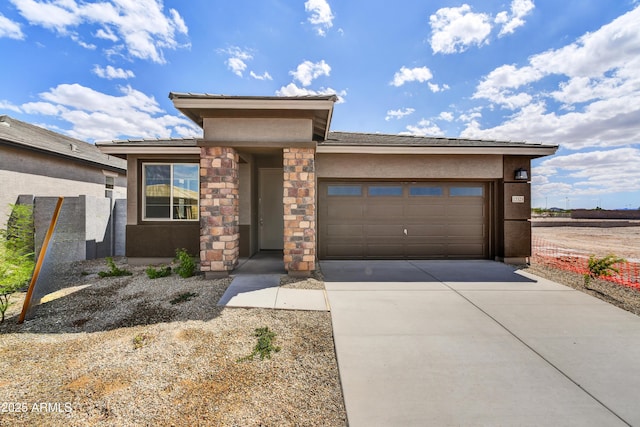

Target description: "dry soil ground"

left=529, top=225, right=640, bottom=316
left=0, top=260, right=346, bottom=427
left=532, top=225, right=640, bottom=261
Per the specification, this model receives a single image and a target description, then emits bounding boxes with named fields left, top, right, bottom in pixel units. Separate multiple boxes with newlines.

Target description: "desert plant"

left=583, top=254, right=626, bottom=288
left=0, top=204, right=35, bottom=323
left=174, top=248, right=196, bottom=278
left=146, top=265, right=171, bottom=279
left=98, top=257, right=132, bottom=278
left=238, top=327, right=281, bottom=362
left=169, top=292, right=197, bottom=305
left=133, top=332, right=154, bottom=349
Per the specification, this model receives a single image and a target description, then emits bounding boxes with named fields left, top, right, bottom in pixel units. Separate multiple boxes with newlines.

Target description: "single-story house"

left=0, top=115, right=127, bottom=230
left=97, top=94, right=557, bottom=277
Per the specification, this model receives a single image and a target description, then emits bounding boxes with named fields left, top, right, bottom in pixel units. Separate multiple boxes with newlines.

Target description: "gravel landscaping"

left=1, top=225, right=638, bottom=426
left=0, top=259, right=346, bottom=426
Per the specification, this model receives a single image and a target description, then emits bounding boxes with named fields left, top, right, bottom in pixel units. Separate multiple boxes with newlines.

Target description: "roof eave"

left=1, top=139, right=126, bottom=173
left=316, top=145, right=559, bottom=157
left=169, top=93, right=337, bottom=140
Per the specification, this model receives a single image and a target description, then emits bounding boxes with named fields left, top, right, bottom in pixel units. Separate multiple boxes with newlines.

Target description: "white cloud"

left=93, top=64, right=135, bottom=79
left=219, top=47, right=273, bottom=80
left=250, top=71, right=273, bottom=81
left=305, top=0, right=334, bottom=36
left=390, top=66, right=433, bottom=87
left=401, top=119, right=445, bottom=136
left=0, top=100, right=23, bottom=113
left=219, top=46, right=253, bottom=77
left=438, top=111, right=454, bottom=122
left=10, top=0, right=189, bottom=63
left=465, top=6, right=640, bottom=150
left=428, top=82, right=450, bottom=93
left=95, top=27, right=118, bottom=42
left=385, top=108, right=415, bottom=121
left=290, top=60, right=331, bottom=87
left=20, top=83, right=200, bottom=141
left=429, top=4, right=492, bottom=54
left=275, top=83, right=346, bottom=103
left=0, top=13, right=24, bottom=39
left=533, top=148, right=640, bottom=197
left=496, top=0, right=535, bottom=36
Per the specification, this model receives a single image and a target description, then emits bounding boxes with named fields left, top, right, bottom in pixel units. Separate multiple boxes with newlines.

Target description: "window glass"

left=144, top=164, right=198, bottom=220
left=172, top=164, right=199, bottom=219
left=409, top=186, right=443, bottom=196
left=450, top=186, right=483, bottom=197
left=327, top=185, right=362, bottom=196
left=368, top=186, right=403, bottom=196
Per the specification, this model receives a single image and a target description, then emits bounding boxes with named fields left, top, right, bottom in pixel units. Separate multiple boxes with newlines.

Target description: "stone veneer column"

left=283, top=147, right=316, bottom=275
left=199, top=147, right=239, bottom=277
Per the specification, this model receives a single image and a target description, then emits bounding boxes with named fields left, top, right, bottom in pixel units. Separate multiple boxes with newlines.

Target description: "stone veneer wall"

left=199, top=147, right=239, bottom=275
left=283, top=147, right=316, bottom=274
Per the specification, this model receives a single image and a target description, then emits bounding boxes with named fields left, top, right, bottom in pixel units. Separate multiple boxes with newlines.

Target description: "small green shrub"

left=174, top=248, right=196, bottom=278
left=584, top=254, right=626, bottom=288
left=169, top=292, right=197, bottom=305
left=146, top=265, right=172, bottom=279
left=133, top=332, right=153, bottom=349
left=98, top=257, right=132, bottom=278
left=238, top=327, right=281, bottom=362
left=0, top=204, right=35, bottom=323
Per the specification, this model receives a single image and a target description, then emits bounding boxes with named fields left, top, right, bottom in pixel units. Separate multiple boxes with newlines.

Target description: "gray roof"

left=323, top=131, right=557, bottom=148
left=168, top=92, right=338, bottom=102
left=105, top=137, right=199, bottom=146
left=0, top=115, right=126, bottom=172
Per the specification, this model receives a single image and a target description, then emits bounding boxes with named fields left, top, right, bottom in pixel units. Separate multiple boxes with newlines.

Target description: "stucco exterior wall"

left=316, top=153, right=503, bottom=179
left=0, top=145, right=126, bottom=229
left=203, top=117, right=312, bottom=142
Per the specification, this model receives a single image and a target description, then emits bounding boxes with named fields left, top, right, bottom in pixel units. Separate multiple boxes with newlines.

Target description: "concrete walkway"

left=322, top=260, right=640, bottom=426
left=217, top=274, right=329, bottom=311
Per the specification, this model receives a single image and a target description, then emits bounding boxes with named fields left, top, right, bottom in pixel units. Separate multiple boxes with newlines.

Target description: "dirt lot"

left=529, top=224, right=640, bottom=316
left=532, top=225, right=640, bottom=261
left=0, top=260, right=346, bottom=426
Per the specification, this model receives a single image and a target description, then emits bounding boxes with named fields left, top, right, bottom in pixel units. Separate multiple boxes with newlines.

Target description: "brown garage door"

left=318, top=182, right=489, bottom=259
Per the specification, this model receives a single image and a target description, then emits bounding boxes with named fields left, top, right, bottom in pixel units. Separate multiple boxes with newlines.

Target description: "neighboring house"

left=97, top=94, right=557, bottom=277
left=0, top=115, right=127, bottom=230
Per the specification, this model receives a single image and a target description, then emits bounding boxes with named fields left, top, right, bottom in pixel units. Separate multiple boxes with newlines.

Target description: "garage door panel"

left=366, top=204, right=403, bottom=218
left=405, top=225, right=447, bottom=236
left=326, top=224, right=364, bottom=237
left=366, top=245, right=404, bottom=258
left=447, top=205, right=484, bottom=217
left=405, top=243, right=447, bottom=257
left=327, top=203, right=364, bottom=219
left=405, top=204, right=446, bottom=217
left=320, top=181, right=489, bottom=259
left=447, top=224, right=486, bottom=237
left=364, top=224, right=404, bottom=237
left=326, top=244, right=366, bottom=258
left=447, top=243, right=486, bottom=257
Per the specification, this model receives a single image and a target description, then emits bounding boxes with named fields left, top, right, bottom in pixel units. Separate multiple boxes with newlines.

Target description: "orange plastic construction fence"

left=532, top=236, right=640, bottom=290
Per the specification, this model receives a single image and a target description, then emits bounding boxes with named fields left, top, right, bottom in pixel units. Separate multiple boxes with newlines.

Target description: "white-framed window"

left=143, top=163, right=199, bottom=221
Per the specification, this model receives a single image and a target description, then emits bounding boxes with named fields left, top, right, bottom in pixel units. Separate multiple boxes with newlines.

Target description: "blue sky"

left=1, top=0, right=639, bottom=209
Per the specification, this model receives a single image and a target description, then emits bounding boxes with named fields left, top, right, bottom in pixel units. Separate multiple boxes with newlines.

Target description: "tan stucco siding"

left=239, top=163, right=251, bottom=225
left=0, top=165, right=127, bottom=228
left=316, top=153, right=503, bottom=179
left=127, top=156, right=138, bottom=225
left=203, top=117, right=313, bottom=142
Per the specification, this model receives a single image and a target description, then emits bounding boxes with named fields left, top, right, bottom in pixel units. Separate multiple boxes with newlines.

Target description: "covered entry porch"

left=170, top=93, right=338, bottom=277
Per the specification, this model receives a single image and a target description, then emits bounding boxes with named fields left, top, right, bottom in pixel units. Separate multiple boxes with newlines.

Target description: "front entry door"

left=259, top=168, right=284, bottom=250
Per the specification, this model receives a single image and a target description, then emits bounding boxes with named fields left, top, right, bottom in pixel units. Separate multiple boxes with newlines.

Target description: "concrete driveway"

left=322, top=260, right=640, bottom=426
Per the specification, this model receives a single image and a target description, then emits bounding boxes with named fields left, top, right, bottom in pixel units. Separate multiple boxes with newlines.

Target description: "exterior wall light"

left=514, top=168, right=528, bottom=180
